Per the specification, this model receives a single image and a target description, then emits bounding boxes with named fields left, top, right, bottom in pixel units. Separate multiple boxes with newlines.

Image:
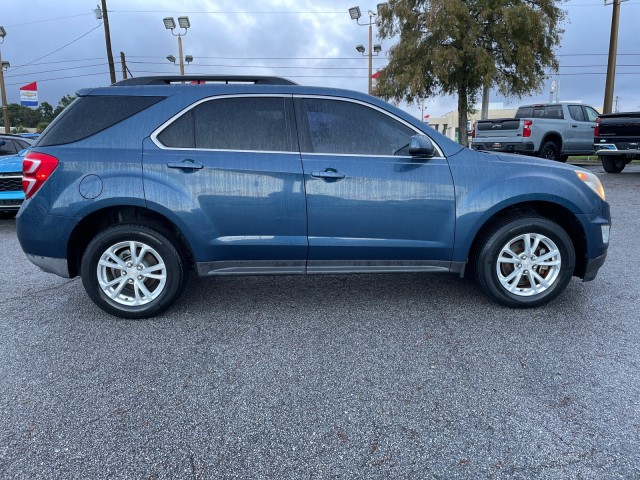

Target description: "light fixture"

left=0, top=26, right=6, bottom=38
left=178, top=16, right=190, bottom=29
left=373, top=44, right=382, bottom=53
left=356, top=44, right=365, bottom=54
left=166, top=54, right=176, bottom=63
left=93, top=5, right=103, bottom=20
left=349, top=6, right=362, bottom=20
left=185, top=55, right=193, bottom=63
left=163, top=17, right=176, bottom=30
left=1, top=61, right=9, bottom=70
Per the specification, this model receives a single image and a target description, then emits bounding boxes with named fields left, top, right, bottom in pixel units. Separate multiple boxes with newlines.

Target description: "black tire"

left=559, top=154, right=569, bottom=163
left=0, top=211, right=17, bottom=220
left=81, top=224, right=186, bottom=319
left=475, top=216, right=575, bottom=308
left=539, top=141, right=560, bottom=161
left=600, top=156, right=626, bottom=173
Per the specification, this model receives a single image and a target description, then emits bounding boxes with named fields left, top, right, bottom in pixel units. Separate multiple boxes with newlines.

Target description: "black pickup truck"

left=594, top=112, right=640, bottom=173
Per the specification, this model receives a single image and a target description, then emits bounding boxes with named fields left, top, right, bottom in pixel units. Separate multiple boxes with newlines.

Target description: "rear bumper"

left=16, top=199, right=79, bottom=278
left=25, top=254, right=71, bottom=278
left=472, top=141, right=535, bottom=154
left=594, top=145, right=640, bottom=156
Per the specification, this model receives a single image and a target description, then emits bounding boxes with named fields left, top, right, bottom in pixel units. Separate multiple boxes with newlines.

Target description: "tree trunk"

left=457, top=83, right=469, bottom=147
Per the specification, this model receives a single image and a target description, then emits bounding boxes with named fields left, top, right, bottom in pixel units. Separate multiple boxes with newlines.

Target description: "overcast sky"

left=1, top=0, right=639, bottom=120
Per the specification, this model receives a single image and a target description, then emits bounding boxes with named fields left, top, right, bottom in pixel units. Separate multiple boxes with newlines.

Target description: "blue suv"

left=16, top=76, right=611, bottom=318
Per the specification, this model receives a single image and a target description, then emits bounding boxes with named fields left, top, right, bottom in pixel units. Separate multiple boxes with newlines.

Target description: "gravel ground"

left=0, top=164, right=638, bottom=479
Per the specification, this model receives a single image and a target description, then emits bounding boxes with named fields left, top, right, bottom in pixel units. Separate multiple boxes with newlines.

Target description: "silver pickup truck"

left=471, top=102, right=599, bottom=161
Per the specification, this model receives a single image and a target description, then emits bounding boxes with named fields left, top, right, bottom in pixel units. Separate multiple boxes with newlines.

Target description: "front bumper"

left=472, top=141, right=535, bottom=154
left=582, top=252, right=607, bottom=282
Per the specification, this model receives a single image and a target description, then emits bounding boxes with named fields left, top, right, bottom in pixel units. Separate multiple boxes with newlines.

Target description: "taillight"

left=22, top=152, right=59, bottom=199
left=523, top=120, right=533, bottom=138
left=594, top=117, right=600, bottom=138
left=471, top=122, right=476, bottom=139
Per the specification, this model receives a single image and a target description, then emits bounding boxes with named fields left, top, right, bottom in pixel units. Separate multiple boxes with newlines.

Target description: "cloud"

left=1, top=0, right=638, bottom=116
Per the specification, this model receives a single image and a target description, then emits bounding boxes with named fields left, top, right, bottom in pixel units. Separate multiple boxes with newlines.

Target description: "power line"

left=127, top=55, right=387, bottom=61
left=109, top=10, right=346, bottom=14
left=5, top=63, right=109, bottom=79
left=5, top=13, right=95, bottom=28
left=8, top=24, right=104, bottom=74
left=5, top=72, right=109, bottom=87
left=127, top=61, right=373, bottom=70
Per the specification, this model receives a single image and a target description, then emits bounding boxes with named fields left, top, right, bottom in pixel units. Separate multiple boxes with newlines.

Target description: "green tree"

left=7, top=103, right=41, bottom=128
left=37, top=102, right=55, bottom=123
left=53, top=94, right=77, bottom=117
left=376, top=0, right=566, bottom=146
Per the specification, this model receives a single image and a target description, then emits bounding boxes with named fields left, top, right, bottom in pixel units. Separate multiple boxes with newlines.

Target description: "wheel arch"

left=465, top=201, right=588, bottom=279
left=66, top=205, right=195, bottom=277
left=539, top=132, right=563, bottom=153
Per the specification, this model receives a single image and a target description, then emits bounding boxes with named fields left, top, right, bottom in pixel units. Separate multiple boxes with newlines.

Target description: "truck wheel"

left=475, top=216, right=575, bottom=308
left=539, top=141, right=560, bottom=161
left=600, top=156, right=626, bottom=173
left=81, top=224, right=186, bottom=319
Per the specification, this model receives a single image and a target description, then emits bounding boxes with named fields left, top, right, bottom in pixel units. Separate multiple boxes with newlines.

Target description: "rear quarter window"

left=38, top=96, right=165, bottom=146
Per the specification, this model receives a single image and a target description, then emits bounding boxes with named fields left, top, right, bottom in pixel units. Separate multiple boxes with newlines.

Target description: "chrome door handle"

left=167, top=159, right=204, bottom=170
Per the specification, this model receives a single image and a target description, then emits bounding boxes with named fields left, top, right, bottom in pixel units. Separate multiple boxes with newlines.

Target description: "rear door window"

left=568, top=105, right=585, bottom=122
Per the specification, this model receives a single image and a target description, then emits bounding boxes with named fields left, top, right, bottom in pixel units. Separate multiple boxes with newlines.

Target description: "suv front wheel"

left=475, top=216, right=575, bottom=308
left=81, top=224, right=186, bottom=319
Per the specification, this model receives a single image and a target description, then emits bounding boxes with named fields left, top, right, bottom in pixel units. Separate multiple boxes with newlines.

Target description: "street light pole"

left=0, top=26, right=10, bottom=134
left=368, top=18, right=373, bottom=96
left=163, top=16, right=190, bottom=77
left=178, top=35, right=184, bottom=76
left=349, top=4, right=386, bottom=96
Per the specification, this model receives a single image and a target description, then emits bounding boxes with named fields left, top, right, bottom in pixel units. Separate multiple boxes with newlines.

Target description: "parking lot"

left=0, top=163, right=638, bottom=479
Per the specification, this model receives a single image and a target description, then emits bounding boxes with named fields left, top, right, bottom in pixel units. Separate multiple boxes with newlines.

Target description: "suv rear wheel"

left=475, top=216, right=575, bottom=308
left=81, top=224, right=186, bottom=319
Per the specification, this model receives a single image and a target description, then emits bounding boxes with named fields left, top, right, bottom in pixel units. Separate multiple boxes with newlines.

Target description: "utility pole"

left=100, top=0, right=116, bottom=84
left=603, top=0, right=627, bottom=114
left=120, top=51, right=127, bottom=80
left=481, top=82, right=489, bottom=120
left=0, top=26, right=10, bottom=134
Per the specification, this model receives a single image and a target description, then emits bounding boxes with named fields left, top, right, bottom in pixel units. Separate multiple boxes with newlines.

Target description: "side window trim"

left=291, top=95, right=445, bottom=158
left=151, top=94, right=299, bottom=154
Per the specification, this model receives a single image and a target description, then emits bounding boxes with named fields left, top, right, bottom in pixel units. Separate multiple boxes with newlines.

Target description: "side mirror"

left=408, top=134, right=435, bottom=158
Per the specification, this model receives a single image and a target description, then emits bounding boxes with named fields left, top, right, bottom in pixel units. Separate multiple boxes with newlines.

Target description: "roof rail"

left=113, top=75, right=298, bottom=86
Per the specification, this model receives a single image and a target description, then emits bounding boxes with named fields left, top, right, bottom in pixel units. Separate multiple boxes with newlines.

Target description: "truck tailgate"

left=598, top=113, right=640, bottom=140
left=475, top=118, right=523, bottom=139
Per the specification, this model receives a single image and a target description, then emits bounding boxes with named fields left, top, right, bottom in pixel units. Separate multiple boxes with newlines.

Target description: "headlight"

left=575, top=170, right=605, bottom=201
